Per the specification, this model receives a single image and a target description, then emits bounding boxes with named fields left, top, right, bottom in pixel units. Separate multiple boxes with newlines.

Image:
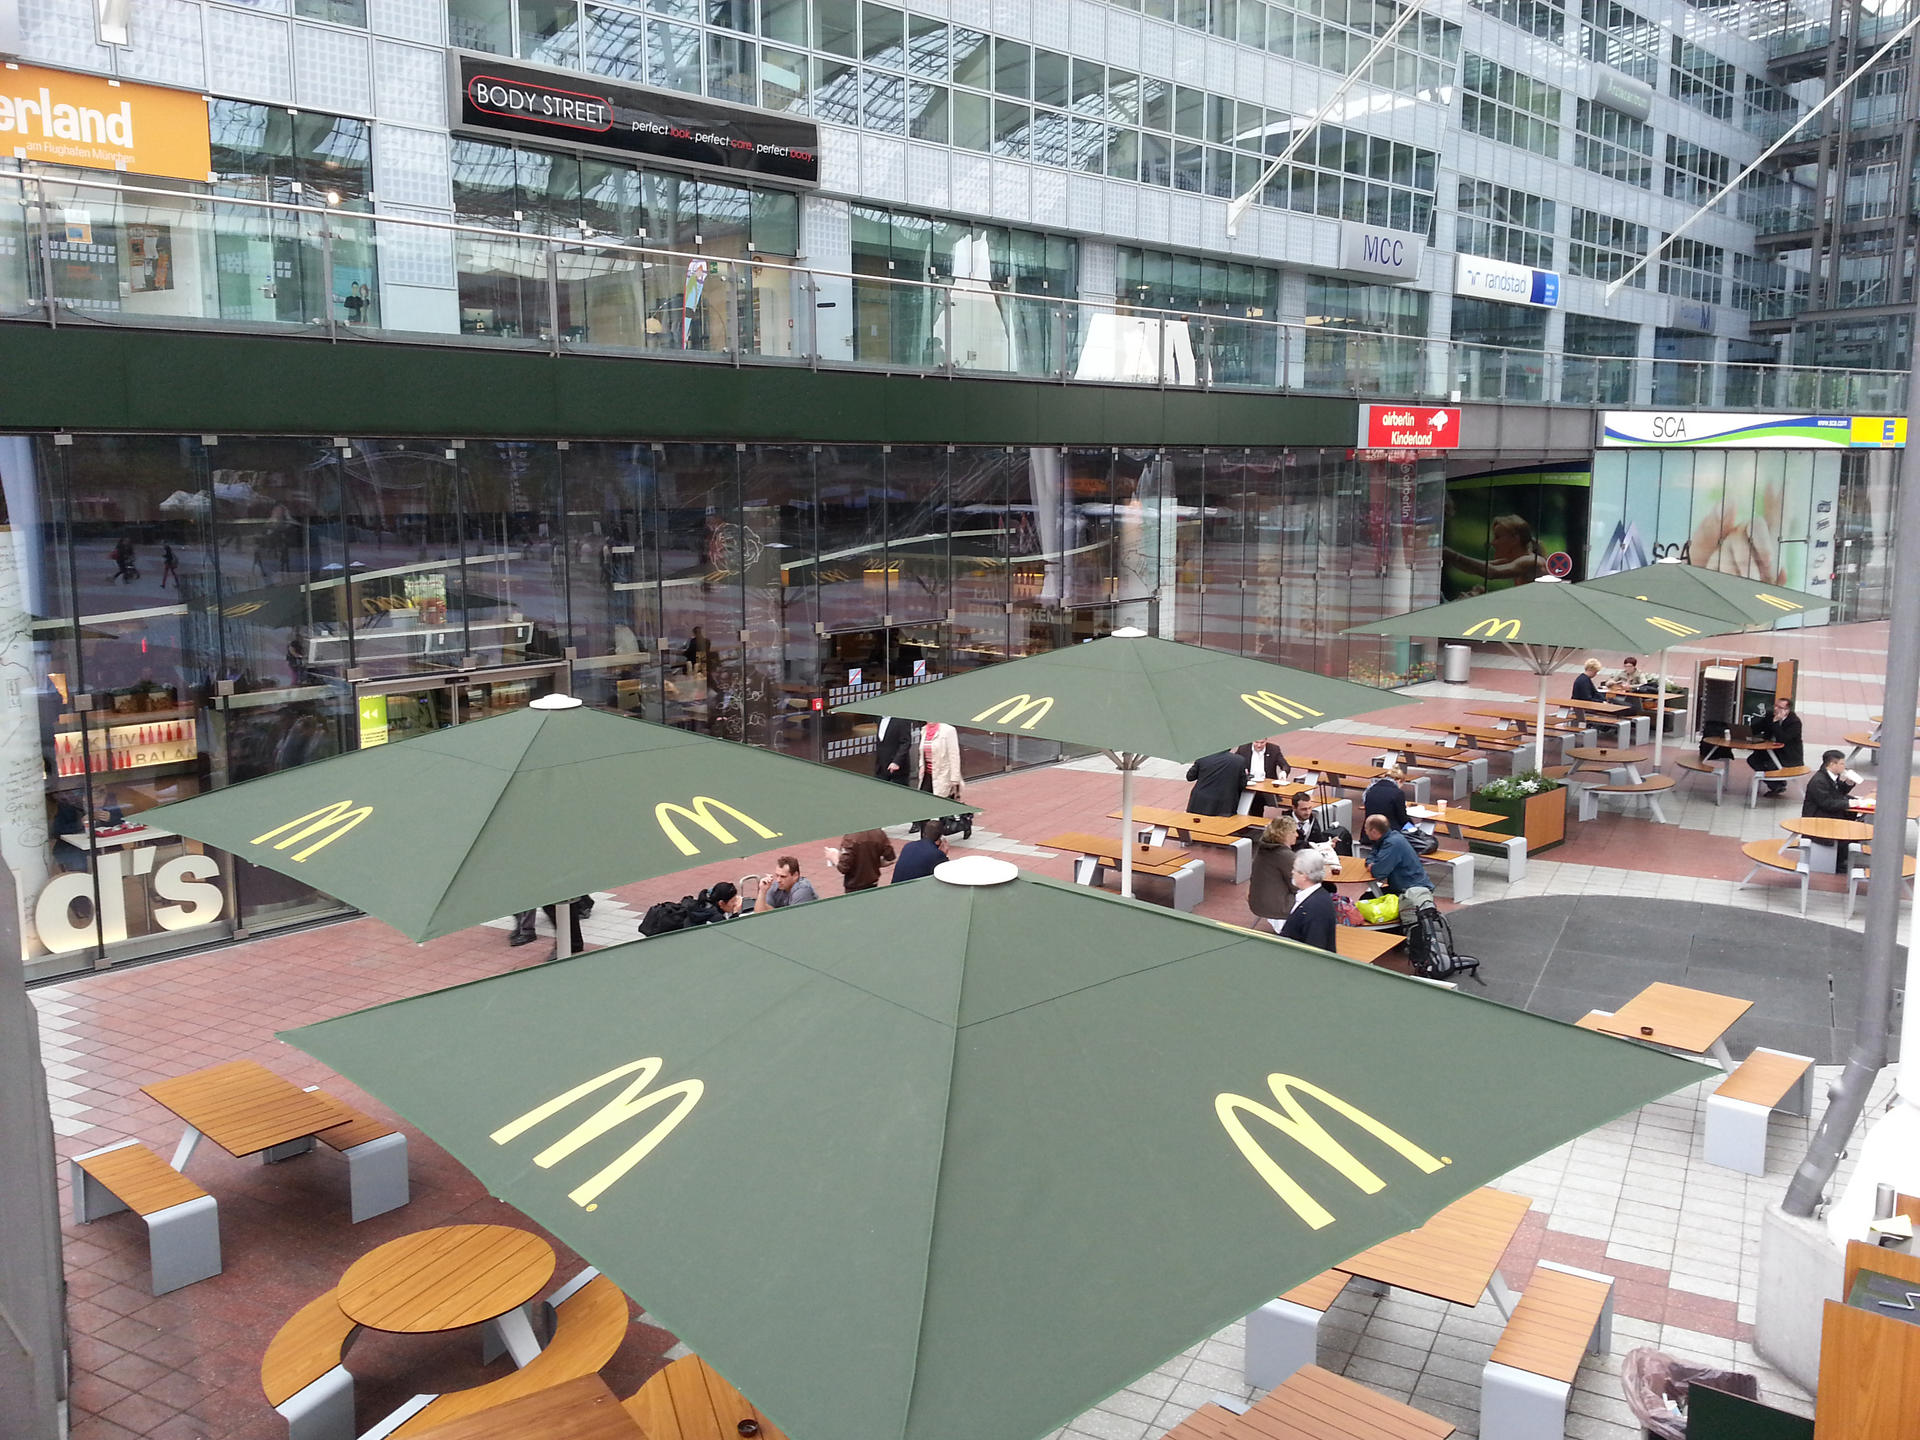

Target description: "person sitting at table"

left=1186, top=747, right=1251, bottom=817
left=1363, top=814, right=1434, bottom=910
left=1803, top=749, right=1864, bottom=866
left=1235, top=737, right=1290, bottom=816
left=1361, top=764, right=1409, bottom=836
left=1612, top=656, right=1643, bottom=689
left=1288, top=788, right=1352, bottom=854
left=1279, top=848, right=1340, bottom=952
left=1572, top=658, right=1606, bottom=704
left=1247, top=814, right=1298, bottom=934
left=1748, top=695, right=1804, bottom=797
left=891, top=820, right=951, bottom=883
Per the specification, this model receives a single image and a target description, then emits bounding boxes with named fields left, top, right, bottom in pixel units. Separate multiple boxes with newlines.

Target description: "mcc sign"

left=1359, top=405, right=1461, bottom=449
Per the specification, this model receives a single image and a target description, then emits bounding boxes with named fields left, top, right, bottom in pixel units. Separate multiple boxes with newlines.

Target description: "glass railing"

left=0, top=168, right=1907, bottom=414
left=1766, top=21, right=1832, bottom=57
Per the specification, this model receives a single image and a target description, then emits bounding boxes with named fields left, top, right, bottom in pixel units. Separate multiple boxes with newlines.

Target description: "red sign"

left=1546, top=551, right=1574, bottom=578
left=1359, top=405, right=1461, bottom=449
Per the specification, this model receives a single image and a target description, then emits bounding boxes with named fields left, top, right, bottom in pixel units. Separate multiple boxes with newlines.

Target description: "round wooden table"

left=338, top=1224, right=555, bottom=1334
left=1782, top=816, right=1873, bottom=843
left=1566, top=747, right=1650, bottom=765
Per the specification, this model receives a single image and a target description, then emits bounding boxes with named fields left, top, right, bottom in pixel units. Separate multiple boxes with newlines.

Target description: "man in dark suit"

left=1286, top=788, right=1352, bottom=854
left=1279, top=849, right=1339, bottom=952
left=1748, top=696, right=1804, bottom=796
left=873, top=715, right=912, bottom=785
left=1186, top=748, right=1251, bottom=816
left=1803, top=749, right=1863, bottom=865
left=1361, top=766, right=1410, bottom=834
left=1235, top=737, right=1289, bottom=816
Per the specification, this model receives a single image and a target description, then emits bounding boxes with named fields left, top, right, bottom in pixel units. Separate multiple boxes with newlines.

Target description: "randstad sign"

left=0, top=64, right=212, bottom=183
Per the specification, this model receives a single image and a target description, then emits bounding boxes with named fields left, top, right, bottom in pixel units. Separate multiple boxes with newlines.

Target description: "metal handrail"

left=1, top=165, right=1908, bottom=412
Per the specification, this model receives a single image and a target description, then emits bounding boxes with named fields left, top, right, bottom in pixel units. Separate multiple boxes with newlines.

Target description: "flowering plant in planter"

left=1477, top=770, right=1564, bottom=801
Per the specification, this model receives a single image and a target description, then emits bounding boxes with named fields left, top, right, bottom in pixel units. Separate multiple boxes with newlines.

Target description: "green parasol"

left=150, top=696, right=956, bottom=948
left=1344, top=578, right=1740, bottom=770
left=1581, top=559, right=1835, bottom=764
left=834, top=629, right=1417, bottom=896
left=284, top=859, right=1706, bottom=1440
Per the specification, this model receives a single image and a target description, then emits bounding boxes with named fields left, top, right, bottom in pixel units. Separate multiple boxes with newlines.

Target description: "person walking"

left=911, top=718, right=969, bottom=840
left=827, top=829, right=895, bottom=892
left=108, top=538, right=138, bottom=584
left=507, top=896, right=587, bottom=958
left=159, top=543, right=179, bottom=589
left=1247, top=814, right=1298, bottom=935
left=759, top=854, right=818, bottom=908
left=873, top=715, right=912, bottom=785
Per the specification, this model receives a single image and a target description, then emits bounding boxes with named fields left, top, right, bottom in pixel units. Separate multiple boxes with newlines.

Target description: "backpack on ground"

left=1403, top=823, right=1439, bottom=856
left=638, top=898, right=693, bottom=937
left=1403, top=901, right=1480, bottom=982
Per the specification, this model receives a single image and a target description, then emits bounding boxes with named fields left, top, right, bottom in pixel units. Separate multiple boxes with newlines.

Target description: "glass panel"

left=707, top=31, right=757, bottom=103
left=761, top=45, right=809, bottom=110
left=457, top=443, right=569, bottom=667
left=1032, top=49, right=1069, bottom=108
left=654, top=445, right=742, bottom=736
left=519, top=0, right=583, bottom=64
left=648, top=18, right=705, bottom=91
left=862, top=2, right=904, bottom=66
left=563, top=442, right=663, bottom=718
left=815, top=0, right=856, bottom=55
left=450, top=0, right=513, bottom=51
left=908, top=15, right=948, bottom=78
left=994, top=38, right=1030, bottom=98
left=761, top=0, right=804, bottom=42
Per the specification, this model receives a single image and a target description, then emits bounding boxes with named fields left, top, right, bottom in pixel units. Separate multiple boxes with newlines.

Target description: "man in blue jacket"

left=1363, top=815, right=1433, bottom=910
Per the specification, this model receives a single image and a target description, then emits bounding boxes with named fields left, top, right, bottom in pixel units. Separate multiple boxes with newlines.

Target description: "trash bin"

left=1443, top=644, right=1471, bottom=684
left=1621, top=1348, right=1759, bottom=1438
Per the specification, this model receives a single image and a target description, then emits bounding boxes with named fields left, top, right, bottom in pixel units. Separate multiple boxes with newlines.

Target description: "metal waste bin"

left=1443, top=644, right=1471, bottom=684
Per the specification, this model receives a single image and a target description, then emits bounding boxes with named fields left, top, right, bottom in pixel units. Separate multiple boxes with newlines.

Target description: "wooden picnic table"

left=1335, top=1186, right=1532, bottom=1310
left=1406, top=804, right=1503, bottom=838
left=1042, top=831, right=1192, bottom=870
left=1413, top=721, right=1523, bottom=749
left=625, top=1355, right=791, bottom=1440
left=1467, top=707, right=1587, bottom=734
left=1783, top=816, right=1873, bottom=843
left=1104, top=805, right=1262, bottom=844
left=406, top=1376, right=643, bottom=1440
left=1350, top=737, right=1483, bottom=764
left=1161, top=1363, right=1454, bottom=1440
left=338, top=1224, right=554, bottom=1360
left=1580, top=981, right=1751, bottom=1071
left=1558, top=697, right=1636, bottom=718
left=1284, top=755, right=1392, bottom=783
left=1565, top=745, right=1653, bottom=785
left=1335, top=928, right=1405, bottom=964
left=142, top=1059, right=354, bottom=1170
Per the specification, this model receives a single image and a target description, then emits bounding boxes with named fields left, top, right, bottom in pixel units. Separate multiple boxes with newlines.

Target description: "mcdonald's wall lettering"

left=971, top=694, right=1056, bottom=730
left=1215, top=1073, right=1448, bottom=1229
left=34, top=850, right=225, bottom=955
left=491, top=1056, right=704, bottom=1209
left=251, top=800, right=375, bottom=861
left=655, top=796, right=780, bottom=855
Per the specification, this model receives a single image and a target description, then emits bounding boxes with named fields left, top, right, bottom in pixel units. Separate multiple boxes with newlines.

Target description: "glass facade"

left=0, top=433, right=1469, bottom=981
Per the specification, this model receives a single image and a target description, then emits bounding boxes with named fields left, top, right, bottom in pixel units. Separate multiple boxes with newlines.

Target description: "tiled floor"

left=32, top=620, right=1905, bottom=1440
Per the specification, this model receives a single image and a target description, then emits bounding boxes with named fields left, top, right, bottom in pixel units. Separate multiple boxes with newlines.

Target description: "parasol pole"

left=1532, top=665, right=1549, bottom=774
left=1106, top=750, right=1143, bottom=899
left=1653, top=648, right=1669, bottom=768
left=535, top=692, right=583, bottom=961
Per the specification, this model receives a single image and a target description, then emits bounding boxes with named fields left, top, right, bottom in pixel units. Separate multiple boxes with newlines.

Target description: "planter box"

left=1471, top=785, right=1567, bottom=855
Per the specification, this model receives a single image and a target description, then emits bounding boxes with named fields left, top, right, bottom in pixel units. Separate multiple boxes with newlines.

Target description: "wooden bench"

left=372, top=1273, right=631, bottom=1439
left=1576, top=774, right=1676, bottom=824
left=70, top=1140, right=220, bottom=1295
left=1335, top=928, right=1406, bottom=964
left=1846, top=850, right=1918, bottom=921
left=1672, top=754, right=1727, bottom=804
left=1737, top=837, right=1810, bottom=915
left=1104, top=806, right=1257, bottom=883
left=1704, top=1049, right=1815, bottom=1176
left=261, top=1291, right=359, bottom=1440
left=1421, top=847, right=1475, bottom=902
left=304, top=1087, right=410, bottom=1223
left=1244, top=1269, right=1352, bottom=1388
left=624, top=1354, right=792, bottom=1440
left=1041, top=831, right=1205, bottom=911
left=1460, top=826, right=1527, bottom=882
left=1481, top=1262, right=1616, bottom=1440
left=1746, top=764, right=1812, bottom=809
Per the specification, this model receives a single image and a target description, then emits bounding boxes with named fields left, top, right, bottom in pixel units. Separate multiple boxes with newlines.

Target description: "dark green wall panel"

left=0, top=323, right=1359, bottom=447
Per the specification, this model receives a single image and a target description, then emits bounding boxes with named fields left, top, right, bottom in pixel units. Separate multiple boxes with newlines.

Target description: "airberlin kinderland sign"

left=1359, top=405, right=1461, bottom=449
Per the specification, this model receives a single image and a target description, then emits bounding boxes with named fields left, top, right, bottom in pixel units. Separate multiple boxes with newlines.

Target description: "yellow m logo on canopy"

left=971, top=693, right=1055, bottom=730
left=491, top=1057, right=704, bottom=1210
left=1646, top=616, right=1702, bottom=638
left=655, top=797, right=781, bottom=857
left=250, top=800, right=374, bottom=862
left=1216, top=1073, right=1448, bottom=1230
left=1754, top=593, right=1803, bottom=613
left=1464, top=617, right=1522, bottom=640
left=1242, top=691, right=1325, bottom=726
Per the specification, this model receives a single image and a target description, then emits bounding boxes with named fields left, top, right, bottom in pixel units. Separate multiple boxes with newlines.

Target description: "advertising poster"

left=127, top=223, right=172, bottom=293
left=1441, top=466, right=1591, bottom=599
left=357, top=695, right=390, bottom=748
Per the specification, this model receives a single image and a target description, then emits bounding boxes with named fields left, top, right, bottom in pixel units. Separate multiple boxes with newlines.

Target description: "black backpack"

left=1404, top=902, right=1479, bottom=982
left=638, top=898, right=693, bottom=937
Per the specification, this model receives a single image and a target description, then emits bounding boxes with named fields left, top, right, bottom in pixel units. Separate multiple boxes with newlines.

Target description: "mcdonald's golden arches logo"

left=1644, top=616, right=1701, bottom=638
left=1754, top=593, right=1803, bottom=612
left=654, top=796, right=782, bottom=856
left=251, top=800, right=374, bottom=861
left=971, top=693, right=1056, bottom=730
left=1241, top=691, right=1325, bottom=727
left=1464, top=617, right=1522, bottom=640
left=491, top=1056, right=704, bottom=1210
left=1215, top=1073, right=1449, bottom=1229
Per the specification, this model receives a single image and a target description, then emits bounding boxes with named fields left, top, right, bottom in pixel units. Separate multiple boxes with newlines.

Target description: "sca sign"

left=1600, top=412, right=1907, bottom=449
left=1359, top=405, right=1461, bottom=449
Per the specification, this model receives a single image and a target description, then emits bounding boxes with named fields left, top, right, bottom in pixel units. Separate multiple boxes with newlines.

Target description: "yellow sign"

left=1850, top=417, right=1907, bottom=448
left=491, top=1056, right=704, bottom=1210
left=357, top=695, right=390, bottom=749
left=0, top=64, right=211, bottom=182
left=1216, top=1073, right=1449, bottom=1230
left=1644, top=616, right=1701, bottom=638
left=1241, top=691, right=1325, bottom=727
left=250, top=799, right=374, bottom=861
left=1753, top=593, right=1803, bottom=613
left=1464, top=617, right=1522, bottom=640
left=971, top=694, right=1056, bottom=730
left=655, top=796, right=781, bottom=856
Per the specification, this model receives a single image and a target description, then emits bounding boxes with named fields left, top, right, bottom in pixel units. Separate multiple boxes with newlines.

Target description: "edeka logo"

left=250, top=800, right=374, bottom=862
left=654, top=796, right=781, bottom=856
left=1464, top=617, right=1522, bottom=640
left=1754, top=593, right=1804, bottom=613
left=1645, top=616, right=1702, bottom=638
left=971, top=693, right=1056, bottom=730
left=1215, top=1073, right=1449, bottom=1230
left=491, top=1057, right=704, bottom=1210
left=1241, top=691, right=1326, bottom=726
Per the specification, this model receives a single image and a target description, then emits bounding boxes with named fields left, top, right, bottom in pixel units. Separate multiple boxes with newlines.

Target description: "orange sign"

left=0, top=63, right=210, bottom=182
